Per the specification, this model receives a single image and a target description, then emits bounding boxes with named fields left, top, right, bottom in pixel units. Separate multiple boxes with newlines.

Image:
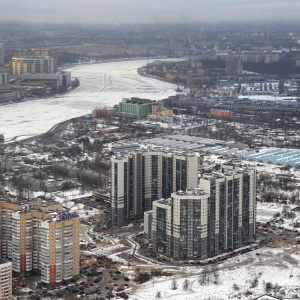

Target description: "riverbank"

left=6, top=117, right=82, bottom=146
left=137, top=66, right=188, bottom=94
left=137, top=66, right=173, bottom=84
left=0, top=84, right=79, bottom=107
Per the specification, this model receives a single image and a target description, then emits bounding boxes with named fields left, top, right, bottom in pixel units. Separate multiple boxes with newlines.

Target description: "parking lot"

left=14, top=254, right=131, bottom=300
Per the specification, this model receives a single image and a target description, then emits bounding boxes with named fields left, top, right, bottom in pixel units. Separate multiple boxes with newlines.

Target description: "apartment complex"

left=111, top=149, right=198, bottom=227
left=12, top=57, right=54, bottom=76
left=0, top=201, right=79, bottom=285
left=0, top=258, right=12, bottom=300
left=148, top=165, right=256, bottom=259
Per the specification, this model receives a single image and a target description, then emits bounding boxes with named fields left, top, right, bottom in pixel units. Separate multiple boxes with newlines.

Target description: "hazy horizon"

left=1, top=0, right=300, bottom=24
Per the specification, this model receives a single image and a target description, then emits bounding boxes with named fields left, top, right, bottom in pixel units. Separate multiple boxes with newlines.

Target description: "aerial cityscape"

left=1, top=2, right=300, bottom=300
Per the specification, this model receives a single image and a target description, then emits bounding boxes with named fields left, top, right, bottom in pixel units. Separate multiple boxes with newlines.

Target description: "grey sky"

left=1, top=0, right=300, bottom=24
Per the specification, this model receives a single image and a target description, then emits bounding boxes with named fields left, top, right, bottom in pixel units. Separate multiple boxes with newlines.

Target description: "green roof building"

left=118, top=97, right=153, bottom=119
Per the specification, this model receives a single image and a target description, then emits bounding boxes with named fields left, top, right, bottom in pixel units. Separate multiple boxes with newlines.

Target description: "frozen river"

left=0, top=59, right=178, bottom=142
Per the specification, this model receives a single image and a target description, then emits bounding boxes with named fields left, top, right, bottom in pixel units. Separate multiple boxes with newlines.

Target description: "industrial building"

left=111, top=149, right=198, bottom=227
left=147, top=164, right=256, bottom=260
left=21, top=71, right=72, bottom=90
left=143, top=134, right=226, bottom=152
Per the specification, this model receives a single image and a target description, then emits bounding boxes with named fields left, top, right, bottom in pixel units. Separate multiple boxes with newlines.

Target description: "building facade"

left=0, top=73, right=8, bottom=85
left=152, top=189, right=210, bottom=259
left=0, top=134, right=4, bottom=157
left=199, top=166, right=256, bottom=257
left=226, top=54, right=243, bottom=76
left=149, top=165, right=256, bottom=260
left=118, top=98, right=153, bottom=119
left=0, top=202, right=79, bottom=285
left=21, top=71, right=71, bottom=89
left=39, top=212, right=79, bottom=285
left=0, top=258, right=12, bottom=300
left=0, top=134, right=11, bottom=173
left=12, top=57, right=54, bottom=76
left=111, top=150, right=198, bottom=227
left=0, top=44, right=4, bottom=66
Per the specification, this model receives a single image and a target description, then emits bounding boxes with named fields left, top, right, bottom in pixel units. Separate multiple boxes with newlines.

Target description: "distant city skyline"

left=1, top=0, right=300, bottom=24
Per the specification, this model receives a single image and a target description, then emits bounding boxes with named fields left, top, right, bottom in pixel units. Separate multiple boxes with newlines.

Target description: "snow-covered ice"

left=0, top=59, right=178, bottom=142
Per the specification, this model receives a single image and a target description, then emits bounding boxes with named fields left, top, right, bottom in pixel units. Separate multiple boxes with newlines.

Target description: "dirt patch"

left=96, top=240, right=112, bottom=246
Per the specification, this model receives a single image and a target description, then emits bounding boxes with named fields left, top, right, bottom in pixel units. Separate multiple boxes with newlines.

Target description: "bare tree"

left=171, top=279, right=178, bottom=290
left=182, top=279, right=189, bottom=291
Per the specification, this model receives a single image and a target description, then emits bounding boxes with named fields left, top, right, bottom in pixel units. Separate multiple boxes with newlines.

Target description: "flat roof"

left=0, top=258, right=11, bottom=265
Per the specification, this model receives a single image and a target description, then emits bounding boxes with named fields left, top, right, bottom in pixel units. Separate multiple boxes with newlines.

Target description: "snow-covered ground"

left=131, top=247, right=300, bottom=300
left=0, top=59, right=178, bottom=142
left=256, top=203, right=282, bottom=223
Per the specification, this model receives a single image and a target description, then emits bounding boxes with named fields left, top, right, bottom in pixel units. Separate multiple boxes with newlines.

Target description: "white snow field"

left=131, top=247, right=300, bottom=300
left=0, top=59, right=178, bottom=142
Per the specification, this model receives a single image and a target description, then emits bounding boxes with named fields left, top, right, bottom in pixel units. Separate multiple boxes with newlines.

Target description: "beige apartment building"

left=0, top=258, right=12, bottom=300
left=0, top=201, right=79, bottom=285
left=12, top=57, right=54, bottom=76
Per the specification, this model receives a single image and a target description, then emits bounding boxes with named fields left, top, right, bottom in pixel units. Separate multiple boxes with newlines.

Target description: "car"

left=55, top=293, right=63, bottom=297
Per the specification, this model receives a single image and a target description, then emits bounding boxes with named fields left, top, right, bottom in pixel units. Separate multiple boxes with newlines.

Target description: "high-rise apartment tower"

left=149, top=164, right=256, bottom=259
left=111, top=150, right=198, bottom=227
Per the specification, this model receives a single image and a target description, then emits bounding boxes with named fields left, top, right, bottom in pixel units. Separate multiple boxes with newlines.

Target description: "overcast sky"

left=1, top=0, right=300, bottom=24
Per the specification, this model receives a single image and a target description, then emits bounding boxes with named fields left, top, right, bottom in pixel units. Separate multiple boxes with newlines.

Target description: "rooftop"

left=0, top=258, right=11, bottom=265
